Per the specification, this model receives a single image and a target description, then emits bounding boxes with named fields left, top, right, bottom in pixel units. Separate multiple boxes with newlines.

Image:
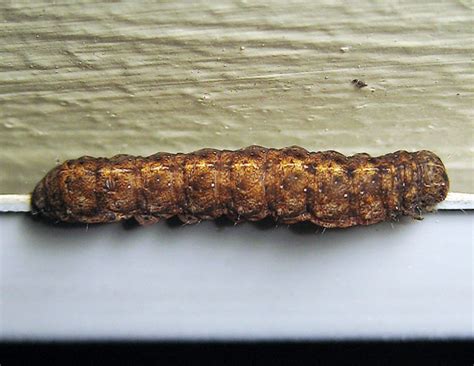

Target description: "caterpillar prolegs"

left=32, top=146, right=449, bottom=228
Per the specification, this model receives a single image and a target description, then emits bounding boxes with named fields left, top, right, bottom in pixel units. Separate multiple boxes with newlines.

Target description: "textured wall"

left=1, top=0, right=472, bottom=193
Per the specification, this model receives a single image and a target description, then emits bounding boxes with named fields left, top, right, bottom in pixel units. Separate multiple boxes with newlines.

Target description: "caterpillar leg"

left=410, top=209, right=424, bottom=221
left=134, top=214, right=161, bottom=226
left=177, top=214, right=201, bottom=225
left=402, top=206, right=424, bottom=221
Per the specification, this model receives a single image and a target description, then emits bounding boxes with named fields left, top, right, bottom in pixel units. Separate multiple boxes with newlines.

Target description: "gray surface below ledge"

left=0, top=211, right=472, bottom=340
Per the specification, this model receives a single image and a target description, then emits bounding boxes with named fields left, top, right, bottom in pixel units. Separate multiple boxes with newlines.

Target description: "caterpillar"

left=31, top=146, right=449, bottom=228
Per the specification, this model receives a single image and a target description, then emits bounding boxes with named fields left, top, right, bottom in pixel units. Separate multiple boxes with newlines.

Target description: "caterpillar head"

left=416, top=150, right=449, bottom=207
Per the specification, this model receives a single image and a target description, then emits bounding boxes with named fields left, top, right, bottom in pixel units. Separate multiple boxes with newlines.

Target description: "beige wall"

left=1, top=1, right=472, bottom=193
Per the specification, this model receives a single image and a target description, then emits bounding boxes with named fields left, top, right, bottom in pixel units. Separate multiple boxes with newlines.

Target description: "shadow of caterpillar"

left=32, top=146, right=449, bottom=228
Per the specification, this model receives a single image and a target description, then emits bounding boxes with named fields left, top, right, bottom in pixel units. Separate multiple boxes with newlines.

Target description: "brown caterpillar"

left=32, top=146, right=449, bottom=228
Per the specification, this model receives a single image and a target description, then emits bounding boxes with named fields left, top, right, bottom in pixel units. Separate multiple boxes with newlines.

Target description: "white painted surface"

left=436, top=193, right=474, bottom=210
left=0, top=195, right=31, bottom=212
left=0, top=211, right=472, bottom=340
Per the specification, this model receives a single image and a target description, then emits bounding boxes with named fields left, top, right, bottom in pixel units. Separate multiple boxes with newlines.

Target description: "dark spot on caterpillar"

left=31, top=147, right=449, bottom=228
left=104, top=178, right=116, bottom=191
left=305, top=164, right=316, bottom=174
left=105, top=212, right=116, bottom=221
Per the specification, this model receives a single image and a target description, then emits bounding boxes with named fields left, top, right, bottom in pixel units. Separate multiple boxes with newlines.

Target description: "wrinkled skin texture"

left=32, top=146, right=449, bottom=228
